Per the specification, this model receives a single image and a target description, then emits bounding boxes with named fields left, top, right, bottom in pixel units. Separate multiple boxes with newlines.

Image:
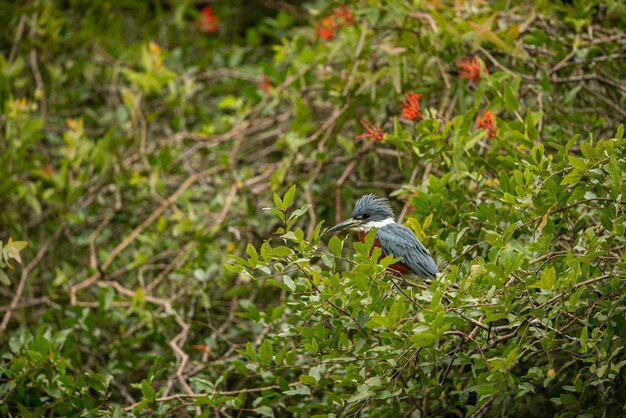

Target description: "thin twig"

left=102, top=166, right=223, bottom=270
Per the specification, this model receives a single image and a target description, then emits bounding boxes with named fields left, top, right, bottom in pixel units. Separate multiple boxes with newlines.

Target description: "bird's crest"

left=352, top=194, right=395, bottom=220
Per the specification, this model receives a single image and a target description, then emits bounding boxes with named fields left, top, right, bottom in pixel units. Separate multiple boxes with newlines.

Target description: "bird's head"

left=327, top=194, right=395, bottom=233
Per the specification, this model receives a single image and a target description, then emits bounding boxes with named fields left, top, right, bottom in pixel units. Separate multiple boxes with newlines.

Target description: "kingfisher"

left=327, top=194, right=438, bottom=277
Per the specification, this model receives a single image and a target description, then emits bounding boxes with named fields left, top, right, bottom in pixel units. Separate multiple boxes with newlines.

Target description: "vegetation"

left=1, top=0, right=625, bottom=416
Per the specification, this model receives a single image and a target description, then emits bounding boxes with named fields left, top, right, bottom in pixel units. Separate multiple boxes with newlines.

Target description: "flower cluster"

left=315, top=4, right=355, bottom=40
left=197, top=7, right=218, bottom=34
left=316, top=17, right=336, bottom=40
left=476, top=111, right=497, bottom=138
left=401, top=92, right=422, bottom=121
left=355, top=55, right=498, bottom=142
left=356, top=119, right=384, bottom=142
left=456, top=56, right=488, bottom=85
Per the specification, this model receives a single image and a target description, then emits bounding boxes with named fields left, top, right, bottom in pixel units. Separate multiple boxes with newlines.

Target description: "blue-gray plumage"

left=376, top=223, right=439, bottom=277
left=327, top=194, right=438, bottom=278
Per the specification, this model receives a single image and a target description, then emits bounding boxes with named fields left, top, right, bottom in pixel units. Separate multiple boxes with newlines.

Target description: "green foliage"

left=227, top=141, right=626, bottom=415
left=0, top=238, right=28, bottom=284
left=1, top=0, right=625, bottom=417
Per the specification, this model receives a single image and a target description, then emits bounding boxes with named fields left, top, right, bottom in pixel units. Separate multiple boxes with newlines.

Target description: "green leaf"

left=561, top=170, right=582, bottom=186
left=141, top=380, right=155, bottom=401
left=422, top=213, right=433, bottom=230
left=503, top=82, right=520, bottom=112
left=468, top=383, right=499, bottom=395
left=253, top=406, right=275, bottom=417
left=580, top=326, right=588, bottom=353
left=259, top=340, right=273, bottom=365
left=245, top=342, right=257, bottom=361
left=615, top=123, right=624, bottom=140
left=272, top=246, right=293, bottom=257
left=2, top=238, right=27, bottom=265
left=132, top=288, right=145, bottom=306
left=246, top=244, right=259, bottom=267
left=283, top=385, right=311, bottom=396
left=263, top=207, right=285, bottom=222
left=309, top=364, right=325, bottom=382
left=288, top=204, right=312, bottom=221
left=363, top=229, right=377, bottom=252
left=500, top=171, right=512, bottom=193
left=0, top=270, right=10, bottom=285
left=283, top=185, right=296, bottom=209
left=304, top=338, right=318, bottom=354
left=536, top=266, right=556, bottom=290
left=348, top=386, right=374, bottom=403
left=260, top=240, right=272, bottom=261
left=607, top=156, right=622, bottom=194
left=299, top=375, right=317, bottom=385
left=275, top=345, right=288, bottom=366
left=410, top=326, right=438, bottom=348
left=282, top=275, right=296, bottom=292
left=328, top=235, right=343, bottom=257
left=568, top=156, right=587, bottom=171
left=273, top=193, right=285, bottom=211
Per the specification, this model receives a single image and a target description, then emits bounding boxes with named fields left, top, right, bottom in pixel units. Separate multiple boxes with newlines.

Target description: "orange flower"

left=316, top=16, right=336, bottom=40
left=456, top=56, right=488, bottom=85
left=476, top=111, right=497, bottom=138
left=333, top=3, right=355, bottom=27
left=356, top=119, right=384, bottom=142
left=198, top=7, right=218, bottom=33
left=257, top=74, right=272, bottom=93
left=400, top=92, right=422, bottom=121
left=316, top=5, right=355, bottom=40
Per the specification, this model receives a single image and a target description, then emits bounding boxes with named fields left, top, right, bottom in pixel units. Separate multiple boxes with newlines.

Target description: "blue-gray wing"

left=376, top=224, right=439, bottom=277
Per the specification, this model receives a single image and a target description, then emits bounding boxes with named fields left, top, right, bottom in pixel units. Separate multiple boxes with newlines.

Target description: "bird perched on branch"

left=327, top=194, right=438, bottom=278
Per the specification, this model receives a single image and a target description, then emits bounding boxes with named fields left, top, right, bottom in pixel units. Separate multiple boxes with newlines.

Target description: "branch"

left=101, top=166, right=222, bottom=271
left=540, top=274, right=612, bottom=309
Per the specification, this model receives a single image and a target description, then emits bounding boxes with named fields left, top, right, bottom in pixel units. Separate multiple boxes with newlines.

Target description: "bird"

left=327, top=194, right=438, bottom=278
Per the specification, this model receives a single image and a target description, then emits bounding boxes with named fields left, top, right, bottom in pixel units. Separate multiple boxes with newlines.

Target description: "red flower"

left=316, top=5, right=355, bottom=40
left=457, top=56, right=488, bottom=85
left=316, top=16, right=336, bottom=40
left=198, top=7, right=218, bottom=33
left=400, top=92, right=422, bottom=121
left=333, top=3, right=355, bottom=27
left=257, top=74, right=272, bottom=93
left=476, top=111, right=497, bottom=138
left=356, top=119, right=385, bottom=142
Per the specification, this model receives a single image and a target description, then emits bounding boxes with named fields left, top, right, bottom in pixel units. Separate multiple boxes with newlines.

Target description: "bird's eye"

left=363, top=213, right=370, bottom=219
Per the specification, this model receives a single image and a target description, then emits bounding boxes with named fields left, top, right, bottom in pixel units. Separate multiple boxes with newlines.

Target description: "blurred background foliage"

left=1, top=0, right=625, bottom=416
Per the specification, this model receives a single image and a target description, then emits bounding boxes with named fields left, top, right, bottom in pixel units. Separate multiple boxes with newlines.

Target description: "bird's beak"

left=327, top=217, right=362, bottom=233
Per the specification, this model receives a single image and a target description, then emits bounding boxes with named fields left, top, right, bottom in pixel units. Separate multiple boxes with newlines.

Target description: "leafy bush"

left=1, top=0, right=625, bottom=417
